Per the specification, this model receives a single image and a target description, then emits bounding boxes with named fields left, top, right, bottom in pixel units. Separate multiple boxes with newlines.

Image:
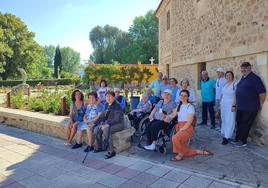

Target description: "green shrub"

left=28, top=98, right=44, bottom=112
left=0, top=78, right=81, bottom=87
left=11, top=91, right=25, bottom=109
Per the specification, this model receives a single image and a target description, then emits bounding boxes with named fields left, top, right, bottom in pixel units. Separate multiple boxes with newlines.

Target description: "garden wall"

left=0, top=107, right=135, bottom=152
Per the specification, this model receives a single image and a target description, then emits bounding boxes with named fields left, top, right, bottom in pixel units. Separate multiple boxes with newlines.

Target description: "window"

left=166, top=64, right=170, bottom=78
left=197, top=62, right=206, bottom=89
left=167, top=10, right=170, bottom=30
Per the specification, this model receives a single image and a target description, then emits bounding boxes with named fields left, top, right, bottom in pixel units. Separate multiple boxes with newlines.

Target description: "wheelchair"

left=137, top=116, right=178, bottom=154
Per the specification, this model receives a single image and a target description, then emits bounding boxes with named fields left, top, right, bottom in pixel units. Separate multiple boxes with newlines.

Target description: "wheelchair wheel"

left=158, top=145, right=167, bottom=154
left=138, top=116, right=149, bottom=135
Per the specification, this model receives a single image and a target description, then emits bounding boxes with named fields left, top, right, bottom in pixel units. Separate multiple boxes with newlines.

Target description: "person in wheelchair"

left=144, top=89, right=177, bottom=151
left=165, top=89, right=213, bottom=161
left=128, top=93, right=152, bottom=130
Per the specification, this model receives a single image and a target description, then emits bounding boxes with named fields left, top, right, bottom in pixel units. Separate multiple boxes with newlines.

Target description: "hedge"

left=0, top=78, right=81, bottom=87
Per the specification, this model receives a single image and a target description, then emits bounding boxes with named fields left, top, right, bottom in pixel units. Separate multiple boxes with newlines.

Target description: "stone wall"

left=155, top=0, right=268, bottom=145
left=0, top=107, right=135, bottom=152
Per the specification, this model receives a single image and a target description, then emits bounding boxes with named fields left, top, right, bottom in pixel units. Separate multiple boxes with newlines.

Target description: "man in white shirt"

left=215, top=67, right=227, bottom=128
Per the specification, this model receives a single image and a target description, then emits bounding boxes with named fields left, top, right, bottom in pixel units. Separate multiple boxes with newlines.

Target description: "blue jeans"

left=202, top=101, right=215, bottom=127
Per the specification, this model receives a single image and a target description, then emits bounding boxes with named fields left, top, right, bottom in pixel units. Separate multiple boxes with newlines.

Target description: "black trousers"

left=146, top=119, right=169, bottom=144
left=235, top=110, right=258, bottom=144
left=202, top=101, right=215, bottom=127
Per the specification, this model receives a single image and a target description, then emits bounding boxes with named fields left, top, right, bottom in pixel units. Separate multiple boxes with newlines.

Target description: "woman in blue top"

left=65, top=89, right=86, bottom=146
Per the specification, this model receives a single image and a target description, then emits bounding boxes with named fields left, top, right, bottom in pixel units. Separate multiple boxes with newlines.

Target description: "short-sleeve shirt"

left=154, top=100, right=177, bottom=120
left=177, top=104, right=195, bottom=122
left=160, top=83, right=171, bottom=98
left=149, top=79, right=162, bottom=97
left=97, top=87, right=109, bottom=103
left=236, top=72, right=266, bottom=111
left=85, top=103, right=105, bottom=124
left=215, top=77, right=227, bottom=100
left=201, top=78, right=216, bottom=102
left=171, top=86, right=179, bottom=101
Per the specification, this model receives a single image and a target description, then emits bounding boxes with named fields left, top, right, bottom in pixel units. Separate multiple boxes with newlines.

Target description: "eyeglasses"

left=180, top=94, right=188, bottom=97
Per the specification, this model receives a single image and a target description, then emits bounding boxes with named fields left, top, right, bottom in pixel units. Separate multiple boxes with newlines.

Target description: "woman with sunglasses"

left=65, top=89, right=86, bottom=146
left=165, top=90, right=213, bottom=161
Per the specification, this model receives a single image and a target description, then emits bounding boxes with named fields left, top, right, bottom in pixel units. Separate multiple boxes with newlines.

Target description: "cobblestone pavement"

left=0, top=124, right=265, bottom=188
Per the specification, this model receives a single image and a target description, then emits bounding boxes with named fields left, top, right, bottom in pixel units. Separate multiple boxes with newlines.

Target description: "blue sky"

left=0, top=0, right=161, bottom=61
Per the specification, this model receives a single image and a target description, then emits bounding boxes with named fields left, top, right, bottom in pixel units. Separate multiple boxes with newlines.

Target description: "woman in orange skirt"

left=164, top=89, right=213, bottom=161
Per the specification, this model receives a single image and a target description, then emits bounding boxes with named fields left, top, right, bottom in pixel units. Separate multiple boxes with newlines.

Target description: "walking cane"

left=82, top=151, right=89, bottom=164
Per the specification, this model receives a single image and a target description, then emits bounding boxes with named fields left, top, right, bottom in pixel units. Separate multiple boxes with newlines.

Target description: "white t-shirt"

left=177, top=104, right=195, bottom=122
left=215, top=77, right=227, bottom=100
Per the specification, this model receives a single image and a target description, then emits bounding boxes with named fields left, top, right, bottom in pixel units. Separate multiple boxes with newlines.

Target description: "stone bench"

left=0, top=107, right=135, bottom=153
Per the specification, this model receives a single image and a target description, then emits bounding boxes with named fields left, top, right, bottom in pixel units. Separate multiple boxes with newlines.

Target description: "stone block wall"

left=0, top=107, right=135, bottom=152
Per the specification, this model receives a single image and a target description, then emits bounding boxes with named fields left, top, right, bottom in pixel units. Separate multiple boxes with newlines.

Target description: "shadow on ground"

left=123, top=125, right=268, bottom=188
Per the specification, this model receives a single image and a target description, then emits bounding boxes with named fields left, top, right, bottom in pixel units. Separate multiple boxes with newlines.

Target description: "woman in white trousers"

left=220, top=71, right=237, bottom=145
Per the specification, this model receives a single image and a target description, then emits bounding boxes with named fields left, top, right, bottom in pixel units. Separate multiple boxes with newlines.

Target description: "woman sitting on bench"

left=93, top=91, right=124, bottom=159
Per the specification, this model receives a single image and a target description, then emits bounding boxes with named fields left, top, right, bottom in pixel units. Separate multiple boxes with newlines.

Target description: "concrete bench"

left=0, top=107, right=135, bottom=153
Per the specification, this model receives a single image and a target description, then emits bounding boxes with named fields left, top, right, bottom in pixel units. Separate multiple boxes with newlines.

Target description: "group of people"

left=64, top=80, right=127, bottom=159
left=64, top=61, right=266, bottom=161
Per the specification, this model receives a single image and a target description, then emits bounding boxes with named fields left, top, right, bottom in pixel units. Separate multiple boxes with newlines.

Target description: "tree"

left=61, top=47, right=80, bottom=73
left=0, top=13, right=46, bottom=80
left=88, top=10, right=158, bottom=65
left=44, top=45, right=56, bottom=68
left=128, top=10, right=159, bottom=64
left=54, top=46, right=62, bottom=78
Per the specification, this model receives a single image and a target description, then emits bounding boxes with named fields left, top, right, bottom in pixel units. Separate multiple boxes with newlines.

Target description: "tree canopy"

left=89, top=10, right=158, bottom=64
left=0, top=12, right=46, bottom=80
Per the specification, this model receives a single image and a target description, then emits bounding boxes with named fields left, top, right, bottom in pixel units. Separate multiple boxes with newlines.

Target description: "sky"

left=0, top=0, right=161, bottom=62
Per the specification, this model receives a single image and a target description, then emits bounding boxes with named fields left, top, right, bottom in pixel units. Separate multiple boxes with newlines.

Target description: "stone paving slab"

left=127, top=125, right=268, bottom=188
left=0, top=124, right=258, bottom=188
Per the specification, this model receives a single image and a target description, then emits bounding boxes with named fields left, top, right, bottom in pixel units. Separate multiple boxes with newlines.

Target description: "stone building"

left=155, top=0, right=268, bottom=145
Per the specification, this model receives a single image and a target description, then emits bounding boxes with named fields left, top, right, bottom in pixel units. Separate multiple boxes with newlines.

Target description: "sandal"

left=170, top=155, right=183, bottom=161
left=64, top=142, right=72, bottom=146
left=105, top=151, right=116, bottom=159
left=201, top=148, right=213, bottom=155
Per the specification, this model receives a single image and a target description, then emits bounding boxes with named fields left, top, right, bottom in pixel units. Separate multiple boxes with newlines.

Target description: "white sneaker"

left=144, top=143, right=156, bottom=151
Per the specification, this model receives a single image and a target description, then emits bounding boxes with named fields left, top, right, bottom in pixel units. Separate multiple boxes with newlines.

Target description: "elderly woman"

left=128, top=93, right=152, bottom=129
left=80, top=92, right=105, bottom=152
left=175, top=78, right=196, bottom=105
left=166, top=90, right=213, bottom=161
left=220, top=71, right=236, bottom=145
left=93, top=91, right=124, bottom=159
left=65, top=89, right=86, bottom=146
left=144, top=89, right=177, bottom=151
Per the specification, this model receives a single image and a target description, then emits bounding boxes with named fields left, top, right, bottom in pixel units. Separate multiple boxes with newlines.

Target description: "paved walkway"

left=127, top=125, right=268, bottom=188
left=0, top=125, right=257, bottom=188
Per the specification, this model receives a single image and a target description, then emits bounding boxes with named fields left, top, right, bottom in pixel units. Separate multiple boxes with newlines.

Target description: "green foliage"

left=28, top=97, right=44, bottom=112
left=0, top=78, right=80, bottom=87
left=61, top=47, right=80, bottom=73
left=83, top=64, right=153, bottom=88
left=89, top=10, right=158, bottom=64
left=0, top=13, right=47, bottom=80
left=10, top=91, right=25, bottom=109
left=44, top=45, right=56, bottom=68
left=54, top=46, right=62, bottom=78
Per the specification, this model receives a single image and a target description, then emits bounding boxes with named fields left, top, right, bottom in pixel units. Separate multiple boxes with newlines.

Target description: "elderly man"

left=93, top=91, right=124, bottom=159
left=114, top=88, right=127, bottom=110
left=232, top=62, right=266, bottom=147
left=215, top=67, right=227, bottom=128
left=160, top=75, right=171, bottom=99
left=199, top=71, right=216, bottom=129
left=149, top=72, right=163, bottom=100
left=144, top=89, right=177, bottom=150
